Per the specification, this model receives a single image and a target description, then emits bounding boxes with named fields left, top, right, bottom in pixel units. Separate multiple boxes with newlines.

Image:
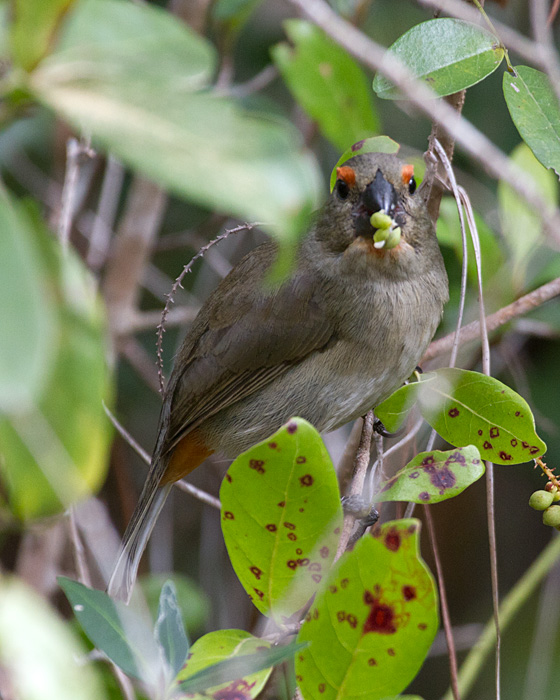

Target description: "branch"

left=423, top=276, right=560, bottom=362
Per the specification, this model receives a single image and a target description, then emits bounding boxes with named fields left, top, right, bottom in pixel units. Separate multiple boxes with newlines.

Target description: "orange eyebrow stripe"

left=336, top=166, right=356, bottom=186
left=401, top=164, right=414, bottom=185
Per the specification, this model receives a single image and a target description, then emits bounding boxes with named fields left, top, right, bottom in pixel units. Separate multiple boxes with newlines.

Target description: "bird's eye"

left=335, top=179, right=350, bottom=200
left=408, top=176, right=417, bottom=195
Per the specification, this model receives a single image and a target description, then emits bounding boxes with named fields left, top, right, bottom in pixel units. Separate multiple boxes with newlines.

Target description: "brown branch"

left=335, top=410, right=375, bottom=561
left=424, top=505, right=461, bottom=700
left=103, top=176, right=167, bottom=341
left=423, top=276, right=560, bottom=362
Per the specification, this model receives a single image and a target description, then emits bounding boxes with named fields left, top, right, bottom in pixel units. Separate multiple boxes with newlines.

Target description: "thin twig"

left=335, top=410, right=375, bottom=561
left=423, top=276, right=560, bottom=361
left=58, top=137, right=95, bottom=251
left=424, top=505, right=461, bottom=700
left=156, top=222, right=263, bottom=394
left=87, top=155, right=124, bottom=271
left=457, top=189, right=500, bottom=700
left=442, top=533, right=560, bottom=700
left=103, top=403, right=221, bottom=511
left=287, top=0, right=560, bottom=247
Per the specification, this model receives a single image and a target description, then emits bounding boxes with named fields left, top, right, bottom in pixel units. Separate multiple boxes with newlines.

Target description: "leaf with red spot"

left=295, top=519, right=437, bottom=700
left=417, top=369, right=546, bottom=465
left=374, top=446, right=484, bottom=504
left=329, top=136, right=399, bottom=191
left=174, top=629, right=272, bottom=699
left=220, top=418, right=343, bottom=621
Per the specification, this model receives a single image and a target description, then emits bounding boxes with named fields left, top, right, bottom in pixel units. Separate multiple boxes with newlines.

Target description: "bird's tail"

left=107, top=480, right=173, bottom=603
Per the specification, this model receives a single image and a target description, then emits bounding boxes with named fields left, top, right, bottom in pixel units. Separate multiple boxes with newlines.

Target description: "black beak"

left=353, top=168, right=399, bottom=239
left=362, top=169, right=398, bottom=216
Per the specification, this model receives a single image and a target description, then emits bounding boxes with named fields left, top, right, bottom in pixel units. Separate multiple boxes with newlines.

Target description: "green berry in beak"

left=370, top=211, right=392, bottom=230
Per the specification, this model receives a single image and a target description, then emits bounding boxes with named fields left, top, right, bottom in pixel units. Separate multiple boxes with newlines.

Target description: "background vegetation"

left=1, top=0, right=560, bottom=699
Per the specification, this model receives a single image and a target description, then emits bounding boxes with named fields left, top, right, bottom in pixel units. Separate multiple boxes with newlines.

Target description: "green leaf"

left=373, top=19, right=504, bottom=100
left=497, top=143, right=558, bottom=291
left=176, top=631, right=302, bottom=696
left=29, top=0, right=322, bottom=246
left=53, top=0, right=215, bottom=89
left=296, top=520, right=438, bottom=700
left=0, top=188, right=56, bottom=413
left=503, top=66, right=560, bottom=176
left=139, top=573, right=210, bottom=638
left=10, top=0, right=75, bottom=71
left=374, top=377, right=430, bottom=434
left=154, top=580, right=189, bottom=681
left=329, top=136, right=400, bottom=190
left=0, top=201, right=112, bottom=520
left=272, top=19, right=379, bottom=150
left=220, top=418, right=343, bottom=621
left=58, top=577, right=163, bottom=686
left=375, top=446, right=485, bottom=504
left=212, top=0, right=265, bottom=35
left=0, top=577, right=105, bottom=700
left=417, top=368, right=546, bottom=464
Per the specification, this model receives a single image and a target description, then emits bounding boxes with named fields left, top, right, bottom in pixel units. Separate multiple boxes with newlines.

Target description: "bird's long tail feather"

left=107, top=481, right=173, bottom=603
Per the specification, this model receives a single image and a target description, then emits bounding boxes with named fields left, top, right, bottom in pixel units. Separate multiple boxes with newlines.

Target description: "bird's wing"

left=157, top=243, right=336, bottom=457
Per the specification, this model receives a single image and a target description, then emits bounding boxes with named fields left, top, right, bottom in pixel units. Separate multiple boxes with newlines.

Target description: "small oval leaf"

left=296, top=520, right=438, bottom=700
left=373, top=19, right=504, bottom=100
left=374, top=375, right=434, bottom=433
left=503, top=65, right=560, bottom=176
left=175, top=629, right=274, bottom=698
left=417, top=368, right=546, bottom=464
left=329, top=135, right=400, bottom=190
left=154, top=580, right=189, bottom=680
left=220, top=418, right=342, bottom=621
left=375, top=446, right=484, bottom=504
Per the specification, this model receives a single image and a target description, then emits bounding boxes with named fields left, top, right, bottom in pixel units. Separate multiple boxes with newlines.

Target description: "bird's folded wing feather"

left=157, top=243, right=336, bottom=458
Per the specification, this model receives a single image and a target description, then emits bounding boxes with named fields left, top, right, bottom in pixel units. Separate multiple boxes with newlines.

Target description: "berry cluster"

left=529, top=483, right=560, bottom=528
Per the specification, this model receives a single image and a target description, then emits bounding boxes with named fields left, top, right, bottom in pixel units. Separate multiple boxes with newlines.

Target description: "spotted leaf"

left=175, top=629, right=272, bottom=699
left=220, top=418, right=343, bottom=621
left=417, top=368, right=546, bottom=464
left=374, top=446, right=484, bottom=504
left=296, top=520, right=437, bottom=700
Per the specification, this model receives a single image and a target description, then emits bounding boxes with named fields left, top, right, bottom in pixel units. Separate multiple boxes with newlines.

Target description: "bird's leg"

left=341, top=494, right=379, bottom=547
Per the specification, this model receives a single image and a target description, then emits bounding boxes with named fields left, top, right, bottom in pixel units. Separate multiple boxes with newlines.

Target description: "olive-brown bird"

left=108, top=152, right=449, bottom=601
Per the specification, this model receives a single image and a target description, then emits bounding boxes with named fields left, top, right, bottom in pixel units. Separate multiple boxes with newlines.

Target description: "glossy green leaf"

left=0, top=577, right=105, bottom=700
left=374, top=377, right=430, bottom=433
left=29, top=0, right=322, bottom=246
left=175, top=630, right=280, bottom=697
left=220, top=418, right=343, bottom=621
left=154, top=580, right=189, bottom=680
left=373, top=19, right=504, bottom=100
left=0, top=202, right=112, bottom=520
left=10, top=0, right=75, bottom=70
left=330, top=136, right=400, bottom=190
left=498, top=143, right=558, bottom=291
left=296, top=520, right=438, bottom=700
left=503, top=66, right=560, bottom=176
left=0, top=188, right=56, bottom=413
left=272, top=20, right=379, bottom=150
left=58, top=577, right=163, bottom=686
left=375, top=446, right=484, bottom=504
left=417, top=368, right=546, bottom=464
